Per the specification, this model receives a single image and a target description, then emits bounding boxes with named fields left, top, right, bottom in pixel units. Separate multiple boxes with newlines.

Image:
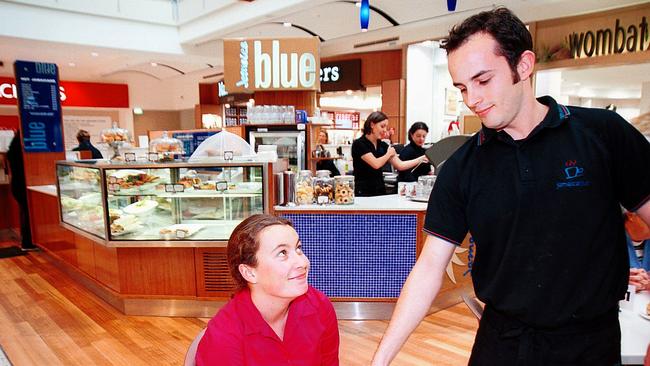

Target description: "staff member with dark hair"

left=373, top=7, right=650, bottom=366
left=397, top=122, right=432, bottom=182
left=352, top=112, right=426, bottom=196
left=72, top=130, right=103, bottom=159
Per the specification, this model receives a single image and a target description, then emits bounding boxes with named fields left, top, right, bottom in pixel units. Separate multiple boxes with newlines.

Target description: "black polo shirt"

left=397, top=143, right=432, bottom=182
left=424, top=96, right=650, bottom=328
left=352, top=135, right=388, bottom=196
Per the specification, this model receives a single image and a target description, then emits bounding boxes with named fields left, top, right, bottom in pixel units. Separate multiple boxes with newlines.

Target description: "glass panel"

left=103, top=164, right=264, bottom=242
left=57, top=164, right=106, bottom=239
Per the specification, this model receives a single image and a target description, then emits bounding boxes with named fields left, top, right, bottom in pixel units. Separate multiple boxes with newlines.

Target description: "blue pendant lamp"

left=447, top=0, right=457, bottom=11
left=360, top=0, right=370, bottom=31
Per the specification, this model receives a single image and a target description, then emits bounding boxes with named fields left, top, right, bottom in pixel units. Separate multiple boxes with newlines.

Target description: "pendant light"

left=447, top=0, right=457, bottom=11
left=360, top=0, right=370, bottom=31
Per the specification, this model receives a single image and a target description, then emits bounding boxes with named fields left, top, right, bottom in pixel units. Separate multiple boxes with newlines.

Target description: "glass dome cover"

left=100, top=122, right=130, bottom=144
left=150, top=131, right=184, bottom=154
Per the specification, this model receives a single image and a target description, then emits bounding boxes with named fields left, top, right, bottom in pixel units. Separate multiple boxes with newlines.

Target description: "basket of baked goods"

left=150, top=131, right=184, bottom=162
left=100, top=123, right=131, bottom=160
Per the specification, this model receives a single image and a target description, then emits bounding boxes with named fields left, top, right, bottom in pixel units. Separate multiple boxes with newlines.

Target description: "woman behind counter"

left=397, top=122, right=433, bottom=182
left=195, top=214, right=339, bottom=366
left=351, top=112, right=427, bottom=196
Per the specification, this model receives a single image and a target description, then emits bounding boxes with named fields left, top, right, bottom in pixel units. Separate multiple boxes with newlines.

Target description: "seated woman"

left=397, top=122, right=433, bottom=183
left=195, top=214, right=339, bottom=365
left=351, top=112, right=427, bottom=196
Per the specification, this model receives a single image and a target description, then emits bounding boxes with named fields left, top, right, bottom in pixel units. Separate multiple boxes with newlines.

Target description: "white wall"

left=407, top=41, right=463, bottom=143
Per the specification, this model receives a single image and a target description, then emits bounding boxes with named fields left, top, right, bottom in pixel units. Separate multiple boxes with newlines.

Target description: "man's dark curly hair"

left=440, top=7, right=532, bottom=83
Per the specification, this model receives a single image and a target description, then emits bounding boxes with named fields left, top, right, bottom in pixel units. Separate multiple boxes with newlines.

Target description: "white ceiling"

left=0, top=0, right=648, bottom=100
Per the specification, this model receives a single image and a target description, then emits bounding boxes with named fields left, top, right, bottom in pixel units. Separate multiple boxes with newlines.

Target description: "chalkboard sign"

left=14, top=60, right=64, bottom=152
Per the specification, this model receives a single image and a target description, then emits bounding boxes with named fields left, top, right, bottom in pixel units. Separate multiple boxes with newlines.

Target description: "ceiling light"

left=133, top=107, right=143, bottom=115
left=150, top=62, right=158, bottom=67
left=355, top=1, right=361, bottom=7
left=224, top=104, right=231, bottom=109
left=68, top=62, right=76, bottom=67
left=361, top=29, right=368, bottom=32
left=360, top=0, right=370, bottom=31
left=91, top=52, right=99, bottom=57
left=283, top=22, right=292, bottom=27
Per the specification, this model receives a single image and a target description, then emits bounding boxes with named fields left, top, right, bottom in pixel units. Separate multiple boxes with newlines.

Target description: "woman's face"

left=318, top=131, right=328, bottom=144
left=411, top=129, right=427, bottom=147
left=246, top=224, right=310, bottom=299
left=370, top=120, right=389, bottom=139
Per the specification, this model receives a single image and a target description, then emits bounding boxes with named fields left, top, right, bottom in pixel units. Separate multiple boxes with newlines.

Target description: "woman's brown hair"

left=227, top=214, right=294, bottom=291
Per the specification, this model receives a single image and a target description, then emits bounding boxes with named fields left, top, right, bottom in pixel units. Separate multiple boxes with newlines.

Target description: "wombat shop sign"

left=224, top=37, right=320, bottom=93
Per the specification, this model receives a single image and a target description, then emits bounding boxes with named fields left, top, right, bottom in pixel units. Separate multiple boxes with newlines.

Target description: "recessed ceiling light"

left=356, top=1, right=361, bottom=7
left=68, top=62, right=76, bottom=67
left=91, top=52, right=99, bottom=57
left=150, top=62, right=158, bottom=67
left=283, top=22, right=292, bottom=27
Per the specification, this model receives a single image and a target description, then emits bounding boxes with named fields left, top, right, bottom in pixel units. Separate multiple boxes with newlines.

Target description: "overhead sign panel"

left=224, top=37, right=320, bottom=93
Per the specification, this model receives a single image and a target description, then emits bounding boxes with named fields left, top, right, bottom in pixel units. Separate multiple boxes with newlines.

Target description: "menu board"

left=14, top=60, right=64, bottom=152
left=63, top=115, right=112, bottom=150
left=173, top=131, right=218, bottom=157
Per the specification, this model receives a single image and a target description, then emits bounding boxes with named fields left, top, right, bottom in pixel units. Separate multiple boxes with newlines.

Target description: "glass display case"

left=56, top=160, right=269, bottom=246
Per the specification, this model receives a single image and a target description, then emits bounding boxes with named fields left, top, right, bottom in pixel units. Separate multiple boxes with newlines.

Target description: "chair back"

left=461, top=293, right=484, bottom=320
left=184, top=328, right=207, bottom=366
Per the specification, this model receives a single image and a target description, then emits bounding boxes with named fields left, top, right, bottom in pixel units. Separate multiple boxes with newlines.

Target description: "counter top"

left=274, top=194, right=428, bottom=212
left=27, top=185, right=58, bottom=197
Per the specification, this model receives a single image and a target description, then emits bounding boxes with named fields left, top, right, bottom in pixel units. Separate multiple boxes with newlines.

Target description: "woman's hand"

left=420, top=155, right=429, bottom=164
left=386, top=146, right=397, bottom=158
left=629, top=268, right=650, bottom=291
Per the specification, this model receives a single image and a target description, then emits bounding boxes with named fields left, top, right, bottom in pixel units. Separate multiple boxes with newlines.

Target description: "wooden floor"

left=0, top=234, right=478, bottom=365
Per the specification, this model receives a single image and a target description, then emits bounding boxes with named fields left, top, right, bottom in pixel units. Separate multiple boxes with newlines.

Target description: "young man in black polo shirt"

left=372, top=7, right=650, bottom=366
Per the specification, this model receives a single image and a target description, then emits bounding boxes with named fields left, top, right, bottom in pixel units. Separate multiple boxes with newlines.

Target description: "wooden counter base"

left=29, top=189, right=474, bottom=319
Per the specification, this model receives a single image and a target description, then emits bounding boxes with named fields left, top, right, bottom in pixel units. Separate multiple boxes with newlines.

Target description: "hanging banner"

left=224, top=37, right=320, bottom=93
left=14, top=60, right=64, bottom=152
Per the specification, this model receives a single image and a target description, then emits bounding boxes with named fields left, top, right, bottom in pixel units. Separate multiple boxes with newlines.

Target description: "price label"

left=297, top=123, right=306, bottom=131
left=148, top=152, right=159, bottom=162
left=165, top=184, right=175, bottom=193
left=173, top=184, right=185, bottom=193
left=317, top=195, right=329, bottom=204
left=216, top=181, right=228, bottom=192
left=223, top=151, right=234, bottom=161
left=125, top=152, right=136, bottom=162
left=175, top=229, right=187, bottom=239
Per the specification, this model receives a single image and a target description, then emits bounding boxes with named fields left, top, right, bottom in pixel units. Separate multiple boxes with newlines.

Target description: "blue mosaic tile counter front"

left=282, top=213, right=417, bottom=298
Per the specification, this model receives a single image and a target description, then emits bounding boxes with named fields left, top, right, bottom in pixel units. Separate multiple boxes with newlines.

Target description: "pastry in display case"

left=100, top=123, right=131, bottom=160
left=56, top=161, right=269, bottom=245
left=57, top=164, right=106, bottom=239
left=149, top=131, right=184, bottom=162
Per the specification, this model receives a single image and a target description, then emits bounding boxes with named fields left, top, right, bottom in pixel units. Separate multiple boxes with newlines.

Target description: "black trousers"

left=11, top=187, right=33, bottom=249
left=468, top=306, right=621, bottom=366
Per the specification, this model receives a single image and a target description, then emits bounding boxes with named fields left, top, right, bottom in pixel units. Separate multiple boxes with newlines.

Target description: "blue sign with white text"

left=173, top=131, right=218, bottom=158
left=14, top=60, right=64, bottom=152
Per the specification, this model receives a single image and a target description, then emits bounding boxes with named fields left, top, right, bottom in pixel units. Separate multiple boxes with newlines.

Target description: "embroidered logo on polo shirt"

left=556, top=160, right=591, bottom=189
